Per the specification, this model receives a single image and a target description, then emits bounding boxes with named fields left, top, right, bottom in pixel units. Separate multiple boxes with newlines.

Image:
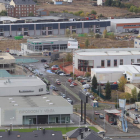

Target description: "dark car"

left=94, top=111, right=100, bottom=115
left=52, top=86, right=58, bottom=91
left=99, top=114, right=104, bottom=119
left=133, top=120, right=139, bottom=124
left=87, top=78, right=91, bottom=82
left=82, top=82, right=86, bottom=85
left=57, top=71, right=63, bottom=75
left=41, top=59, right=47, bottom=62
left=65, top=74, right=71, bottom=77
left=111, top=121, right=117, bottom=125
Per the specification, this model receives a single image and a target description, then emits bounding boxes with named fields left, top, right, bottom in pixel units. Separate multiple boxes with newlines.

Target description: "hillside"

left=37, top=0, right=131, bottom=17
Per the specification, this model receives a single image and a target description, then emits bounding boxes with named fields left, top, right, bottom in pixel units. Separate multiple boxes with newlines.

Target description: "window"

left=101, top=60, right=104, bottom=67
left=39, top=88, right=43, bottom=92
left=107, top=60, right=110, bottom=67
left=137, top=59, right=140, bottom=63
left=131, top=59, right=134, bottom=64
left=48, top=31, right=52, bottom=35
left=114, top=59, right=117, bottom=66
left=42, top=27, right=46, bottom=30
left=72, top=26, right=76, bottom=29
left=120, top=59, right=123, bottom=65
left=18, top=28, right=22, bottom=31
left=48, top=27, right=52, bottom=30
left=0, top=29, right=3, bottom=32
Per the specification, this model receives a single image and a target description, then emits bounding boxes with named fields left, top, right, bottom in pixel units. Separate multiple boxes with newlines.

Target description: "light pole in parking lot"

left=10, top=117, right=14, bottom=131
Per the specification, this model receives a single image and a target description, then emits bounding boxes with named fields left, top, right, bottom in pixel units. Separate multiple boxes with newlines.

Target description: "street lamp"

left=10, top=117, right=14, bottom=131
left=29, top=119, right=31, bottom=129
left=77, top=115, right=81, bottom=127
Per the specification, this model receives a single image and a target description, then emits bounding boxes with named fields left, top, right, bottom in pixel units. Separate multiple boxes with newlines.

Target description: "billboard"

left=68, top=41, right=78, bottom=49
left=119, top=99, right=126, bottom=108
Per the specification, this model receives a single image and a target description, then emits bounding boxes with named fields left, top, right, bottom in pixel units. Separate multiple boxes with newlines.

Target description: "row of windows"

left=16, top=8, right=35, bottom=10
left=15, top=5, right=35, bottom=7
left=124, top=25, right=140, bottom=27
left=135, top=41, right=140, bottom=45
left=16, top=11, right=35, bottom=13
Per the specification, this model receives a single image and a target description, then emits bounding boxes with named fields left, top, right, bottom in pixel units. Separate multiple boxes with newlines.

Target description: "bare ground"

left=37, top=2, right=131, bottom=17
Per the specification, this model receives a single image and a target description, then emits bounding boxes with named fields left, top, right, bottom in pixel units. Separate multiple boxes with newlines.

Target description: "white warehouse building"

left=0, top=77, right=46, bottom=96
left=91, top=65, right=140, bottom=83
left=74, top=48, right=140, bottom=72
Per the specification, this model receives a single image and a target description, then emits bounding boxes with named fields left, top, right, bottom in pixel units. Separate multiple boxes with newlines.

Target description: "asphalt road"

left=16, top=56, right=140, bottom=136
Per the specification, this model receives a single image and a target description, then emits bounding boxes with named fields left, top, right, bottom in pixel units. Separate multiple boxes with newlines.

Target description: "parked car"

left=133, top=120, right=139, bottom=124
left=52, top=86, right=58, bottom=91
left=83, top=84, right=90, bottom=89
left=62, top=94, right=66, bottom=98
left=59, top=92, right=63, bottom=96
left=94, top=111, right=100, bottom=115
left=111, top=121, right=117, bottom=125
left=81, top=82, right=86, bottom=85
left=39, top=72, right=43, bottom=76
left=65, top=74, right=71, bottom=77
left=97, top=131, right=105, bottom=134
left=68, top=77, right=73, bottom=82
left=59, top=73, right=66, bottom=76
left=44, top=64, right=49, bottom=68
left=41, top=59, right=47, bottom=62
left=55, top=79, right=59, bottom=82
left=86, top=92, right=91, bottom=96
left=46, top=90, right=50, bottom=94
left=72, top=82, right=78, bottom=86
left=87, top=78, right=91, bottom=82
left=52, top=67, right=59, bottom=71
left=99, top=114, right=104, bottom=119
left=89, top=95, right=94, bottom=100
left=56, top=81, right=61, bottom=85
left=70, top=84, right=74, bottom=87
left=68, top=99, right=73, bottom=105
left=57, top=71, right=63, bottom=74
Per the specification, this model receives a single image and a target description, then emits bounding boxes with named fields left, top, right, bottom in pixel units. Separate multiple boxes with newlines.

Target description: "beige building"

left=125, top=84, right=140, bottom=94
left=0, top=3, right=6, bottom=12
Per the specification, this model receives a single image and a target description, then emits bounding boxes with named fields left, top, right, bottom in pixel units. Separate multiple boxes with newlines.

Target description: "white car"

left=59, top=73, right=65, bottom=76
left=70, top=84, right=74, bottom=87
left=97, top=131, right=105, bottom=134
left=83, top=84, right=90, bottom=89
left=44, top=64, right=49, bottom=68
left=29, top=64, right=34, bottom=67
left=39, top=73, right=43, bottom=76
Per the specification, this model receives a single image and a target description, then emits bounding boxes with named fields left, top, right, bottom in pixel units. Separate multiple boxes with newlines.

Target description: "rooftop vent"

left=14, top=104, right=18, bottom=106
left=0, top=136, right=3, bottom=138
left=9, top=98, right=13, bottom=100
left=46, top=100, right=50, bottom=102
left=43, top=97, right=47, bottom=99
left=11, top=101, right=15, bottom=103
left=49, top=103, right=53, bottom=105
left=52, top=134, right=55, bottom=136
left=17, top=135, right=20, bottom=138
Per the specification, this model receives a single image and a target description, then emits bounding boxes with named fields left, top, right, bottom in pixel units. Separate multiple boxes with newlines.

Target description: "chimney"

left=8, top=130, right=10, bottom=135
left=81, top=132, right=83, bottom=139
left=43, top=128, right=45, bottom=134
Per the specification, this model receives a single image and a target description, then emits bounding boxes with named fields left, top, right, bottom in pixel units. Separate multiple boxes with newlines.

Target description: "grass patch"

left=1, top=126, right=98, bottom=134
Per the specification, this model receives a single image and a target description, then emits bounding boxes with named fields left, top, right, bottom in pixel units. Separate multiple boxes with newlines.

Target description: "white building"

left=0, top=77, right=46, bottom=96
left=74, top=48, right=140, bottom=72
left=97, top=0, right=105, bottom=6
left=0, top=52, right=15, bottom=71
left=134, top=38, right=140, bottom=48
left=91, top=65, right=140, bottom=83
left=104, top=18, right=140, bottom=33
left=0, top=95, right=73, bottom=126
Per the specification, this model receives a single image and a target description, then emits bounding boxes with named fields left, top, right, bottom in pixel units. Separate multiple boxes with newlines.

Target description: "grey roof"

left=0, top=0, right=10, bottom=4
left=0, top=95, right=72, bottom=109
left=66, top=128, right=103, bottom=140
left=13, top=0, right=36, bottom=5
left=0, top=130, right=63, bottom=140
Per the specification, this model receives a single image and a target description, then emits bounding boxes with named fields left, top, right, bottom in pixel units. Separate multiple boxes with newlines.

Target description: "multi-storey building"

left=6, top=0, right=36, bottom=18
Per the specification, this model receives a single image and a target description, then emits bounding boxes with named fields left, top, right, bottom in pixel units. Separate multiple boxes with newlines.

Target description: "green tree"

left=118, top=76, right=127, bottom=92
left=131, top=87, right=137, bottom=101
left=0, top=10, right=7, bottom=16
left=80, top=13, right=85, bottom=17
left=85, top=72, right=90, bottom=77
left=105, top=0, right=112, bottom=6
left=105, top=81, right=111, bottom=100
left=65, top=53, right=72, bottom=62
left=138, top=91, right=140, bottom=101
left=28, top=12, right=34, bottom=16
left=85, top=39, right=89, bottom=48
left=129, top=6, right=135, bottom=12
left=91, top=10, right=97, bottom=15
left=71, top=32, right=77, bottom=39
left=92, top=75, right=97, bottom=89
left=134, top=7, right=139, bottom=13
left=95, top=34, right=100, bottom=38
left=65, top=28, right=70, bottom=37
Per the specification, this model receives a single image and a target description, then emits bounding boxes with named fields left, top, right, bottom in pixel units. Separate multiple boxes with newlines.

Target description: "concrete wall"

left=53, top=29, right=58, bottom=35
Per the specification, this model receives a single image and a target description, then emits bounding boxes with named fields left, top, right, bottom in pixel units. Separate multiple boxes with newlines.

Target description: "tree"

left=80, top=13, right=85, bottom=17
left=0, top=10, right=7, bottom=16
left=138, top=91, right=140, bottom=101
left=71, top=32, right=77, bottom=39
left=131, top=87, right=137, bottom=101
left=65, top=53, right=72, bottom=62
left=92, top=75, right=97, bottom=89
left=103, top=29, right=107, bottom=38
left=118, top=76, right=127, bottom=92
left=28, top=12, right=34, bottom=16
left=119, top=92, right=131, bottom=103
left=85, top=72, right=90, bottom=77
left=91, top=10, right=97, bottom=15
left=95, top=34, right=100, bottom=38
left=105, top=81, right=111, bottom=100
left=85, top=39, right=89, bottom=48
left=65, top=28, right=70, bottom=37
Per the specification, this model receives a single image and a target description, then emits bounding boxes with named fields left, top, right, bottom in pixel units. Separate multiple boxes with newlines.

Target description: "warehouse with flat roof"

left=0, top=95, right=73, bottom=126
left=74, top=48, right=140, bottom=72
left=0, top=77, right=46, bottom=96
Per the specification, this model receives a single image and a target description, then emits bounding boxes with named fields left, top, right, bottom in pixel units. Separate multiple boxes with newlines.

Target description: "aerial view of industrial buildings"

left=0, top=0, right=140, bottom=139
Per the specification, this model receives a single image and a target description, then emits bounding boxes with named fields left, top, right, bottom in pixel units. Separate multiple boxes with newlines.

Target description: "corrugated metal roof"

left=105, top=109, right=120, bottom=114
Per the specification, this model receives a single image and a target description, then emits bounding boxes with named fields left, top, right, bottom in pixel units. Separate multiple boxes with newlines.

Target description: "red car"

left=51, top=67, right=59, bottom=71
left=68, top=78, right=72, bottom=82
left=72, top=82, right=78, bottom=86
left=94, top=111, right=100, bottom=115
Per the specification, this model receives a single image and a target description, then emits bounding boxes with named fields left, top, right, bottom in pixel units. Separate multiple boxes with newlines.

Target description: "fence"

left=91, top=88, right=106, bottom=99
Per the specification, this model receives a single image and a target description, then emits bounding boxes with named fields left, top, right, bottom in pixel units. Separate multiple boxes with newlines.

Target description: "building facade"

left=21, top=37, right=77, bottom=55
left=6, top=0, right=36, bottom=18
left=134, top=38, right=140, bottom=48
left=0, top=20, right=110, bottom=36
left=74, top=48, right=140, bottom=72
left=0, top=95, right=73, bottom=126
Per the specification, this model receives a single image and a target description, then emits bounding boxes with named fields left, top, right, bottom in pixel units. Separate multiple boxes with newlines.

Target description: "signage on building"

left=119, top=99, right=126, bottom=108
left=19, top=109, right=55, bottom=114
left=68, top=41, right=78, bottom=49
left=126, top=71, right=132, bottom=76
left=135, top=74, right=140, bottom=77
